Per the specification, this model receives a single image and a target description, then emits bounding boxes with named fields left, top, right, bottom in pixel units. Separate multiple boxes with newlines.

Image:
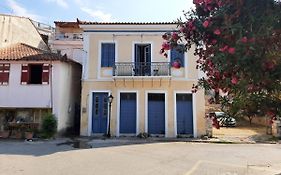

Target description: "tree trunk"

left=248, top=116, right=253, bottom=125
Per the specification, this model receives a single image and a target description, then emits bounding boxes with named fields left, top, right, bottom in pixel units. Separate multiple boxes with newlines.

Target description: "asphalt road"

left=0, top=139, right=280, bottom=175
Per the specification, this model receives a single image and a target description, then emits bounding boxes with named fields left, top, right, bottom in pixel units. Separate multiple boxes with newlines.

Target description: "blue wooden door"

left=148, top=93, right=165, bottom=134
left=92, top=93, right=108, bottom=134
left=120, top=93, right=136, bottom=134
left=176, top=94, right=193, bottom=135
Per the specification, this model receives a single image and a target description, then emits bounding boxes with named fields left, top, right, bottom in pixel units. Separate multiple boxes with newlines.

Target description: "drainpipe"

left=50, top=60, right=53, bottom=113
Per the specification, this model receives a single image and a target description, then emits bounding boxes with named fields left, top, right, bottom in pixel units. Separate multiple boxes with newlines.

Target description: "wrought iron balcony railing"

left=113, top=62, right=171, bottom=77
left=54, top=33, right=83, bottom=41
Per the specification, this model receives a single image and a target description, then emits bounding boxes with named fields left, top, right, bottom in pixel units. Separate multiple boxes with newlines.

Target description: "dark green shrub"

left=41, top=113, right=57, bottom=139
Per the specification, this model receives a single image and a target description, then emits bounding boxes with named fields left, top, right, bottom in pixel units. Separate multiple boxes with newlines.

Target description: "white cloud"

left=6, top=0, right=42, bottom=21
left=81, top=7, right=112, bottom=22
left=47, top=0, right=68, bottom=8
left=74, top=0, right=83, bottom=6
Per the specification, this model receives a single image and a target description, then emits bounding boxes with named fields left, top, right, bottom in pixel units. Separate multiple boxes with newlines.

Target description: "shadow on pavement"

left=0, top=137, right=196, bottom=156
left=0, top=138, right=74, bottom=156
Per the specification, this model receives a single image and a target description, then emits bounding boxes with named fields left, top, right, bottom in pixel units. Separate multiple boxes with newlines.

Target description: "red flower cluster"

left=161, top=0, right=281, bottom=120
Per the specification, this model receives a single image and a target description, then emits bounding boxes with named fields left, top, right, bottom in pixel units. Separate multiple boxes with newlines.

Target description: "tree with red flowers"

left=162, top=0, right=281, bottom=121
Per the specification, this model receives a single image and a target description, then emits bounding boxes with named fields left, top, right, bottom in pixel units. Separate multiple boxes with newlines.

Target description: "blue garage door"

left=92, top=92, right=108, bottom=134
left=120, top=93, right=137, bottom=134
left=148, top=93, right=165, bottom=134
left=176, top=94, right=193, bottom=135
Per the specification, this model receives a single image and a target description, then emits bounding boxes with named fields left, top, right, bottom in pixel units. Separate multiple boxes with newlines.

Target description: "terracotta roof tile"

left=79, top=21, right=177, bottom=25
left=54, top=19, right=177, bottom=26
left=0, top=43, right=67, bottom=61
left=54, top=21, right=80, bottom=28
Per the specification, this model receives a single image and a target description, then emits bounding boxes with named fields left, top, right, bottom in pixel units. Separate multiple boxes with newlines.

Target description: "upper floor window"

left=21, top=64, right=50, bottom=85
left=171, top=45, right=185, bottom=67
left=29, top=64, right=43, bottom=84
left=0, top=63, right=10, bottom=85
left=101, top=43, right=115, bottom=67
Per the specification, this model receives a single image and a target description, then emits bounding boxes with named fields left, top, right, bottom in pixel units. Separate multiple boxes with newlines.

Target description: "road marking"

left=183, top=160, right=279, bottom=175
left=184, top=160, right=202, bottom=175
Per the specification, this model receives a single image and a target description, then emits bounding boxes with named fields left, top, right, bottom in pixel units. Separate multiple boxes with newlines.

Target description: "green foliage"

left=41, top=113, right=57, bottom=138
left=137, top=132, right=150, bottom=139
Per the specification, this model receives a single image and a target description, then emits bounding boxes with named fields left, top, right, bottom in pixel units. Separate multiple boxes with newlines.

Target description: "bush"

left=41, top=113, right=57, bottom=139
left=137, top=132, right=150, bottom=139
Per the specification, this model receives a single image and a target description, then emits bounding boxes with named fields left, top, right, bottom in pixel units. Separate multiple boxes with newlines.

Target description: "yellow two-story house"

left=79, top=22, right=206, bottom=138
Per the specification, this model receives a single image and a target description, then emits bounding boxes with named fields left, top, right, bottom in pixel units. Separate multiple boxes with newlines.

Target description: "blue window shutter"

left=146, top=44, right=151, bottom=62
left=101, top=43, right=115, bottom=67
left=101, top=44, right=107, bottom=67
left=108, top=44, right=115, bottom=67
left=171, top=45, right=185, bottom=67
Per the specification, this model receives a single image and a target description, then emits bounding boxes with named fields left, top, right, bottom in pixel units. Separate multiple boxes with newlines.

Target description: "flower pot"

left=172, top=61, right=181, bottom=69
left=10, top=130, right=22, bottom=139
left=24, top=132, right=34, bottom=140
left=0, top=130, right=10, bottom=138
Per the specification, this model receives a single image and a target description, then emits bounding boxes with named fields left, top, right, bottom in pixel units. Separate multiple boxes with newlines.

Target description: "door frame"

left=173, top=91, right=197, bottom=138
left=88, top=90, right=111, bottom=136
left=131, top=41, right=153, bottom=63
left=145, top=90, right=168, bottom=137
left=116, top=90, right=139, bottom=137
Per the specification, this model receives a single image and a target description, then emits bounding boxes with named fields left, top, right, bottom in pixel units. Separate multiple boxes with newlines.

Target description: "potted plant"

left=10, top=123, right=23, bottom=139
left=0, top=125, right=10, bottom=138
left=10, top=129, right=22, bottom=139
left=24, top=127, right=34, bottom=140
left=172, top=59, right=181, bottom=69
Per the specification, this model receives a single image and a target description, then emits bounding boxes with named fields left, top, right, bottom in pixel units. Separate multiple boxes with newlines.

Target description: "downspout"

left=50, top=60, right=53, bottom=113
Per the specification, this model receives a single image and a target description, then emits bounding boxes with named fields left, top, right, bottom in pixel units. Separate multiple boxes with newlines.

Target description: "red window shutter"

left=21, top=64, right=29, bottom=84
left=2, top=64, right=10, bottom=85
left=42, top=64, right=50, bottom=84
left=0, top=64, right=3, bottom=85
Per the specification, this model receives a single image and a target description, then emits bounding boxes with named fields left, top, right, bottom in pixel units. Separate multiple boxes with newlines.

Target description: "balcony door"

left=134, top=44, right=151, bottom=76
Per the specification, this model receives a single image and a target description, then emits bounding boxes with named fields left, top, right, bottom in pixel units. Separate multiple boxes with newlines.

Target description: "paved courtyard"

left=213, top=119, right=274, bottom=143
left=0, top=139, right=281, bottom=175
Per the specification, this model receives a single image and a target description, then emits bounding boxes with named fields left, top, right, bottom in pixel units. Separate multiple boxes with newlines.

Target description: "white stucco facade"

left=0, top=14, right=49, bottom=51
left=0, top=61, right=81, bottom=133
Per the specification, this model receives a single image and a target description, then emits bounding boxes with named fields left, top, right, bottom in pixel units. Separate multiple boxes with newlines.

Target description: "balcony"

left=53, top=33, right=83, bottom=41
left=113, top=62, right=171, bottom=77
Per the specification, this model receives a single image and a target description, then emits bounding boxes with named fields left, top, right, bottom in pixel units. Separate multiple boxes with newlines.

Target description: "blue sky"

left=0, top=0, right=194, bottom=26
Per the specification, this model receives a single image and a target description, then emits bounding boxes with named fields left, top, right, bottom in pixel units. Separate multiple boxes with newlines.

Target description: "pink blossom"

left=264, top=60, right=275, bottom=70
left=204, top=0, right=212, bottom=4
left=207, top=5, right=213, bottom=11
left=179, top=26, right=185, bottom=33
left=162, top=42, right=170, bottom=50
left=172, top=32, right=179, bottom=40
left=187, top=20, right=196, bottom=31
left=217, top=0, right=223, bottom=7
left=240, top=36, right=247, bottom=43
left=231, top=76, right=238, bottom=85
left=193, top=0, right=203, bottom=4
left=266, top=111, right=275, bottom=117
left=249, top=38, right=255, bottom=43
left=247, top=84, right=254, bottom=92
left=219, top=45, right=228, bottom=52
left=214, top=29, right=221, bottom=35
left=211, top=39, right=217, bottom=45
left=172, top=60, right=181, bottom=69
left=203, top=20, right=209, bottom=28
left=228, top=47, right=236, bottom=54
